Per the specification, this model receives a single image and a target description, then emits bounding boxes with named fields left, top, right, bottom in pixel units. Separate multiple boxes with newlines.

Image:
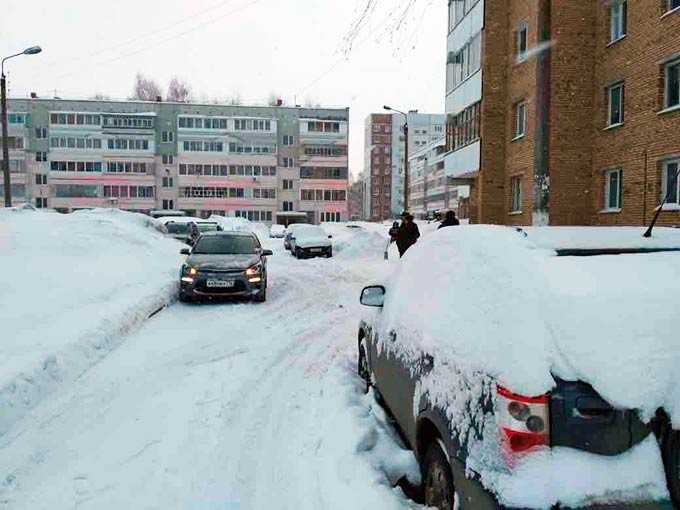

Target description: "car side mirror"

left=290, top=236, right=296, bottom=241
left=360, top=285, right=385, bottom=307
left=180, top=248, right=190, bottom=255
left=262, top=249, right=273, bottom=256
left=328, top=235, right=333, bottom=239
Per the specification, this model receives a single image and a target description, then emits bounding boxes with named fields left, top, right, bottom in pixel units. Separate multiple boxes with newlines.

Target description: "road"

left=0, top=228, right=419, bottom=510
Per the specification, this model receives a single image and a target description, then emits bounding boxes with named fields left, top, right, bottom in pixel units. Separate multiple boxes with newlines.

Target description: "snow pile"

left=322, top=223, right=390, bottom=260
left=0, top=208, right=182, bottom=436
left=208, top=215, right=270, bottom=242
left=368, top=225, right=680, bottom=507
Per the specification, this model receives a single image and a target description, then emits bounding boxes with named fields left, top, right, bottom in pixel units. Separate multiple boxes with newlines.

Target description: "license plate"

left=311, top=248, right=322, bottom=253
left=207, top=279, right=235, bottom=288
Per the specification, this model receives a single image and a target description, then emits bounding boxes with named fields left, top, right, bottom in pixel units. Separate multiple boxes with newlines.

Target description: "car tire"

left=326, top=249, right=333, bottom=258
left=179, top=292, right=192, bottom=304
left=662, top=427, right=680, bottom=507
left=296, top=248, right=303, bottom=259
left=357, top=340, right=370, bottom=394
left=422, top=441, right=456, bottom=510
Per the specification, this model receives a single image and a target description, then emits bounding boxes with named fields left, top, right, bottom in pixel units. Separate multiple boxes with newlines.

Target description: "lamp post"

left=383, top=105, right=409, bottom=213
left=2, top=46, right=42, bottom=207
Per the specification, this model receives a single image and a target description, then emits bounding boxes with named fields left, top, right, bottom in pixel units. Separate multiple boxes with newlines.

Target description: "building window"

left=281, top=157, right=294, bottom=168
left=662, top=159, right=680, bottom=204
left=283, top=135, right=294, bottom=145
left=35, top=127, right=47, bottom=139
left=283, top=179, right=293, bottom=190
left=516, top=22, right=528, bottom=61
left=35, top=174, right=47, bottom=185
left=35, top=151, right=47, bottom=162
left=604, top=168, right=623, bottom=210
left=162, top=176, right=174, bottom=188
left=35, top=197, right=48, bottom=208
left=282, top=201, right=293, bottom=212
left=514, top=101, right=527, bottom=138
left=610, top=0, right=627, bottom=42
left=162, top=154, right=174, bottom=165
left=607, top=82, right=625, bottom=126
left=665, top=58, right=680, bottom=109
left=161, top=131, right=174, bottom=143
left=667, top=0, right=680, bottom=12
left=162, top=199, right=174, bottom=210
left=510, top=177, right=522, bottom=212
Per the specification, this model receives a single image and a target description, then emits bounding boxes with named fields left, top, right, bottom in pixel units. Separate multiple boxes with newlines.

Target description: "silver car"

left=179, top=231, right=272, bottom=303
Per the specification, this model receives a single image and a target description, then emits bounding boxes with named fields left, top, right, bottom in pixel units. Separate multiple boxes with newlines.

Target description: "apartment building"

left=389, top=112, right=446, bottom=216
left=444, top=0, right=680, bottom=226
left=347, top=178, right=364, bottom=221
left=408, top=137, right=462, bottom=219
left=363, top=113, right=393, bottom=221
left=1, top=98, right=349, bottom=225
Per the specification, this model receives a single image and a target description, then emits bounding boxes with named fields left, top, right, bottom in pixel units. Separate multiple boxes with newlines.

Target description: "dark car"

left=179, top=231, right=272, bottom=303
left=356, top=226, right=680, bottom=510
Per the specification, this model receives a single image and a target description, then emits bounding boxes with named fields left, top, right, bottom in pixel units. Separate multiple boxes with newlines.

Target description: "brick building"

left=445, top=0, right=680, bottom=226
left=347, top=178, right=364, bottom=220
left=363, top=114, right=393, bottom=221
left=1, top=98, right=349, bottom=225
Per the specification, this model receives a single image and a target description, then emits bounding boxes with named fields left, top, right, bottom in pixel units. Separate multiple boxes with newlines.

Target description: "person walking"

left=438, top=210, right=460, bottom=230
left=396, top=214, right=420, bottom=258
left=388, top=221, right=400, bottom=243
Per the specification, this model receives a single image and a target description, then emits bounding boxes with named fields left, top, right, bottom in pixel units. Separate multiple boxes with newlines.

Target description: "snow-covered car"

left=289, top=225, right=333, bottom=259
left=179, top=231, right=272, bottom=303
left=357, top=225, right=680, bottom=510
left=270, top=224, right=286, bottom=238
left=283, top=223, right=310, bottom=250
left=156, top=217, right=219, bottom=244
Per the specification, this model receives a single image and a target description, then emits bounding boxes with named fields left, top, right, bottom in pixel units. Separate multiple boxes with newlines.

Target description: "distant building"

left=444, top=0, right=680, bottom=226
left=347, top=179, right=364, bottom=221
left=2, top=98, right=350, bottom=225
left=363, top=113, right=393, bottom=221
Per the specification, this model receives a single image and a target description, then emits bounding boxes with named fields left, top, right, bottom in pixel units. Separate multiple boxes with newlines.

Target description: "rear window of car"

left=197, top=223, right=219, bottom=233
left=296, top=226, right=326, bottom=238
left=192, top=236, right=257, bottom=255
left=166, top=223, right=189, bottom=234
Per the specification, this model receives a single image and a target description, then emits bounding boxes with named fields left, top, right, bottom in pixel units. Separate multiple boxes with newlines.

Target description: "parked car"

left=357, top=226, right=680, bottom=510
left=283, top=223, right=309, bottom=250
left=179, top=231, right=272, bottom=303
left=289, top=225, right=333, bottom=259
left=270, top=224, right=286, bottom=238
left=157, top=217, right=220, bottom=244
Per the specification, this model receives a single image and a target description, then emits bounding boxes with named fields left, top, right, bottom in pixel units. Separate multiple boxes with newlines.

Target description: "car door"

left=372, top=327, right=428, bottom=446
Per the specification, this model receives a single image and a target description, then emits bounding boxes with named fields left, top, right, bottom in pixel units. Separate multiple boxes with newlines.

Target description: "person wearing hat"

left=396, top=213, right=420, bottom=258
left=438, top=210, right=460, bottom=229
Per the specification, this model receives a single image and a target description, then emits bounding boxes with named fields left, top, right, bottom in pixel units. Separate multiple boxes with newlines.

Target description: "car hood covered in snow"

left=295, top=236, right=332, bottom=249
left=372, top=225, right=680, bottom=425
left=186, top=254, right=260, bottom=271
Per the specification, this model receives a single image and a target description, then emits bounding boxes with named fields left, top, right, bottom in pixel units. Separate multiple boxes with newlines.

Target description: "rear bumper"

left=298, top=246, right=332, bottom=257
left=501, top=503, right=674, bottom=510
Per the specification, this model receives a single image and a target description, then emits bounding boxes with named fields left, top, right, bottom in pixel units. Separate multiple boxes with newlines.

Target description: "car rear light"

left=497, top=385, right=550, bottom=464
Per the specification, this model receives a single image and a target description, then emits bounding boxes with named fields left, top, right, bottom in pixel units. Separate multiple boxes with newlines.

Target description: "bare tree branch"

left=167, top=77, right=192, bottom=103
left=130, top=73, right=162, bottom=101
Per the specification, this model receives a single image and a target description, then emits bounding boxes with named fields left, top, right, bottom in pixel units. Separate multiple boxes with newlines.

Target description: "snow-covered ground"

left=0, top=211, right=418, bottom=509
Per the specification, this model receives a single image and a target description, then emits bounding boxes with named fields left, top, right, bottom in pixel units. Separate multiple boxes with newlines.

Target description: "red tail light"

left=497, top=385, right=550, bottom=463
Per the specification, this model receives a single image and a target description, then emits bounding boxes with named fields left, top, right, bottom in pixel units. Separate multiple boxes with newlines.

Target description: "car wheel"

left=296, top=248, right=303, bottom=259
left=357, top=340, right=370, bottom=393
left=326, top=249, right=333, bottom=258
left=422, top=441, right=456, bottom=510
left=179, top=292, right=192, bottom=304
left=662, top=427, right=680, bottom=507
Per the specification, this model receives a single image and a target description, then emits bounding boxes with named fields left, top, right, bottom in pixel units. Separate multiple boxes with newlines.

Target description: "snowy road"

left=0, top=227, right=419, bottom=510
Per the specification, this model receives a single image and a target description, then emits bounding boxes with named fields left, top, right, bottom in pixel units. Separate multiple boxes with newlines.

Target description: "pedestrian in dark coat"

left=438, top=210, right=460, bottom=230
left=388, top=221, right=400, bottom=243
left=396, top=214, right=420, bottom=258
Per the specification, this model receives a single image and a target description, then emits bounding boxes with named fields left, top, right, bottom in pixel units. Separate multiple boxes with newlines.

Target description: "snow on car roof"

left=154, top=216, right=208, bottom=225
left=522, top=226, right=680, bottom=251
left=376, top=225, right=680, bottom=427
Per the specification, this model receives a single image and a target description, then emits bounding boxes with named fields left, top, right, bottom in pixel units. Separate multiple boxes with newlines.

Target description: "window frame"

left=662, top=159, right=680, bottom=205
left=609, top=0, right=627, bottom=43
left=603, top=168, right=623, bottom=211
left=514, top=101, right=527, bottom=139
left=607, top=81, right=625, bottom=127
left=664, top=58, right=680, bottom=109
left=510, top=176, right=522, bottom=213
left=516, top=21, right=529, bottom=62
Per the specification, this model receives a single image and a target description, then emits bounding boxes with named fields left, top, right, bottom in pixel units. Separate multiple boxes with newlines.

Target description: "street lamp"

left=383, top=105, right=409, bottom=213
left=2, top=46, right=42, bottom=207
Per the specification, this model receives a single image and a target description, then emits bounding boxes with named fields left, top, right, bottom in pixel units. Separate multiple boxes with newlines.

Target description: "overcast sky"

left=2, top=0, right=445, bottom=180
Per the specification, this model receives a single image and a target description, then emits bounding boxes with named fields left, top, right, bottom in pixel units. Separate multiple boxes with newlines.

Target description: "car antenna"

left=643, top=163, right=680, bottom=238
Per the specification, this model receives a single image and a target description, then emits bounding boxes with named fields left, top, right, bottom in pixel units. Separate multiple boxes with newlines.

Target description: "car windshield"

left=166, top=223, right=189, bottom=234
left=296, top=226, right=326, bottom=238
left=192, top=236, right=257, bottom=255
left=197, top=223, right=219, bottom=233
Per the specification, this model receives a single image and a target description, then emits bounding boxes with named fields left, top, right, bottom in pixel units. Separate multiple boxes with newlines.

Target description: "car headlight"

left=182, top=265, right=198, bottom=276
left=246, top=264, right=262, bottom=276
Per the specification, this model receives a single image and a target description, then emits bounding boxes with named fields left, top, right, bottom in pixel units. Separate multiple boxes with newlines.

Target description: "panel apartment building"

left=363, top=112, right=445, bottom=220
left=2, top=98, right=350, bottom=225
left=444, top=0, right=680, bottom=226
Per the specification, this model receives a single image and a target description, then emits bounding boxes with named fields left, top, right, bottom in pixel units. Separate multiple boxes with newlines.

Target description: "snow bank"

left=0, top=208, right=182, bottom=436
left=368, top=225, right=680, bottom=507
left=322, top=223, right=390, bottom=259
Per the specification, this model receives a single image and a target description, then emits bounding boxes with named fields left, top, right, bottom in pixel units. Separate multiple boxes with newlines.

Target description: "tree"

left=167, top=77, right=192, bottom=103
left=130, top=73, right=162, bottom=101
